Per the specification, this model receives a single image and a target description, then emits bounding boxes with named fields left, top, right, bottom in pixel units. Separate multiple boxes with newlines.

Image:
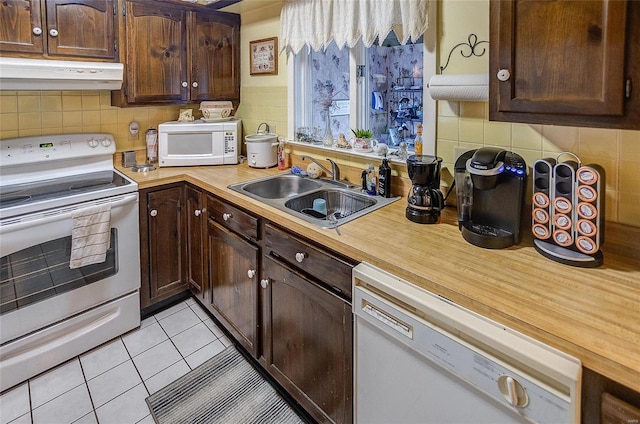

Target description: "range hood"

left=0, top=57, right=124, bottom=90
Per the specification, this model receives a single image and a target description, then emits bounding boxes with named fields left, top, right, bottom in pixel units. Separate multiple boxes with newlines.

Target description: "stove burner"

left=0, top=195, right=32, bottom=208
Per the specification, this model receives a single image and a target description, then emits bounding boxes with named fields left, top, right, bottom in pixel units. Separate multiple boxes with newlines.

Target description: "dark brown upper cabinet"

left=112, top=0, right=239, bottom=107
left=0, top=0, right=116, bottom=60
left=489, top=0, right=640, bottom=129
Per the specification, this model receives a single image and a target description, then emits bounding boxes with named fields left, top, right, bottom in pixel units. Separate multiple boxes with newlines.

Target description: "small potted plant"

left=350, top=129, right=378, bottom=152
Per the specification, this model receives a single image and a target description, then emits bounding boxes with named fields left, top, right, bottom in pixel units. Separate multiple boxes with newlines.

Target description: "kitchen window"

left=282, top=0, right=436, bottom=153
left=291, top=37, right=429, bottom=150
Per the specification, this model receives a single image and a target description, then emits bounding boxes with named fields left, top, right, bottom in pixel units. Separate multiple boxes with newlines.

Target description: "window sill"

left=286, top=139, right=413, bottom=165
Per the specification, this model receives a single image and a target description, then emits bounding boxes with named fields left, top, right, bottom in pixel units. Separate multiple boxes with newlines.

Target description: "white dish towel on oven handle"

left=70, top=203, right=111, bottom=269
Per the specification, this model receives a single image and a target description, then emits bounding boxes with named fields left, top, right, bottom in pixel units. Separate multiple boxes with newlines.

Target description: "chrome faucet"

left=257, top=122, right=270, bottom=134
left=301, top=155, right=340, bottom=181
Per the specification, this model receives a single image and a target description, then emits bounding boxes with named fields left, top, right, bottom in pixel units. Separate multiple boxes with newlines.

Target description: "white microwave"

left=158, top=119, right=242, bottom=167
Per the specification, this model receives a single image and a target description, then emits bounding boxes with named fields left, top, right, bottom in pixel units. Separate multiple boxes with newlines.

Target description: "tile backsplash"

left=0, top=90, right=184, bottom=151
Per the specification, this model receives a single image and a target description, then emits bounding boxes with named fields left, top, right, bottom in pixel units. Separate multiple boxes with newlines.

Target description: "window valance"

left=280, top=0, right=430, bottom=55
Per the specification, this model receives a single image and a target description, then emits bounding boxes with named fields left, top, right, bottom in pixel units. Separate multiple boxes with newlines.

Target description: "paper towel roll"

left=428, top=73, right=489, bottom=101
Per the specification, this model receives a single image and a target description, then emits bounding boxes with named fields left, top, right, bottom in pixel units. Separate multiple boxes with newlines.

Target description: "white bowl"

left=201, top=108, right=232, bottom=119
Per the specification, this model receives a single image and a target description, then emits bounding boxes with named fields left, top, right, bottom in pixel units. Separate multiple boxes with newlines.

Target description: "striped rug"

left=146, top=346, right=305, bottom=424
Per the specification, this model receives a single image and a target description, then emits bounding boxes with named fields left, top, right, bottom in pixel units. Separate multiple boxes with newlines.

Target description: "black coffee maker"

left=406, top=155, right=444, bottom=224
left=454, top=148, right=527, bottom=248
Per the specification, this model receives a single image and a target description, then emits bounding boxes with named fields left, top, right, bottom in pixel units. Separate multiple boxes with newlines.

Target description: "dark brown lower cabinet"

left=262, top=254, right=353, bottom=424
left=139, top=184, right=187, bottom=310
left=208, top=220, right=260, bottom=357
left=582, top=367, right=640, bottom=424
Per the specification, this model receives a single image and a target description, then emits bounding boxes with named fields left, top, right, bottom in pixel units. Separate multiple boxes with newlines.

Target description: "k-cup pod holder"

left=532, top=152, right=605, bottom=267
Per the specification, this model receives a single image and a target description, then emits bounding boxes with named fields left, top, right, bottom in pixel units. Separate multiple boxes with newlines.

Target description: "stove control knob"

left=88, top=139, right=99, bottom=148
left=100, top=138, right=112, bottom=147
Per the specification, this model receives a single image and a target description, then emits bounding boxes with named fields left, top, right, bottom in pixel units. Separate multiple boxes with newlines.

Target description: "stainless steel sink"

left=228, top=174, right=399, bottom=229
left=285, top=189, right=376, bottom=219
left=240, top=174, right=322, bottom=199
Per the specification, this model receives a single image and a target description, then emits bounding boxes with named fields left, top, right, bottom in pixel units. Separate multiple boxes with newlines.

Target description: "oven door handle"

left=0, top=193, right=138, bottom=234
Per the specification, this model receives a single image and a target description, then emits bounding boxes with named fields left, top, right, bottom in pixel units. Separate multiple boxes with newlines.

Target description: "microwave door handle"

left=0, top=193, right=138, bottom=234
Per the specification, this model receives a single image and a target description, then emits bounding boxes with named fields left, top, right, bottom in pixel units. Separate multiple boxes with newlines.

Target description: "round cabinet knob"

left=87, top=139, right=99, bottom=148
left=100, top=138, right=112, bottom=147
left=192, top=81, right=198, bottom=88
left=181, top=81, right=188, bottom=88
left=222, top=213, right=232, bottom=221
left=194, top=209, right=201, bottom=217
left=497, top=69, right=511, bottom=82
left=33, top=27, right=42, bottom=36
left=247, top=269, right=256, bottom=279
left=260, top=279, right=269, bottom=289
left=498, top=375, right=528, bottom=408
left=49, top=28, right=59, bottom=37
left=295, top=252, right=306, bottom=263
left=150, top=209, right=158, bottom=217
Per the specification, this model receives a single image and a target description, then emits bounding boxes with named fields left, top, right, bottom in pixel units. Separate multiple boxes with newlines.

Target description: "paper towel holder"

left=440, top=34, right=489, bottom=74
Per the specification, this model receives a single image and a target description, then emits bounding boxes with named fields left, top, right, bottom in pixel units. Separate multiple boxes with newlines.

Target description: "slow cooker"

left=245, top=133, right=278, bottom=168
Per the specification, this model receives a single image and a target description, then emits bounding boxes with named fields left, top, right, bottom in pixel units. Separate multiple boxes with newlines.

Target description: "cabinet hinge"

left=113, top=2, right=116, bottom=15
left=114, top=40, right=117, bottom=53
left=625, top=79, right=632, bottom=99
left=121, top=4, right=126, bottom=16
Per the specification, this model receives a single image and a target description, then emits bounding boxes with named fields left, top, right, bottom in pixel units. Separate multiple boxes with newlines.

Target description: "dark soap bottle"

left=378, top=156, right=392, bottom=198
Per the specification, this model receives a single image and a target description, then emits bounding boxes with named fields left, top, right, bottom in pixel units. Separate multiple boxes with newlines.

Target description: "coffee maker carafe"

left=406, top=155, right=444, bottom=224
left=454, top=148, right=527, bottom=248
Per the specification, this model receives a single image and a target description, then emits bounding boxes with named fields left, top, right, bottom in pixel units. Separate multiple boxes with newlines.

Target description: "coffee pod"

left=532, top=192, right=550, bottom=208
left=553, top=213, right=572, bottom=230
left=553, top=229, right=573, bottom=247
left=533, top=208, right=549, bottom=224
left=576, top=236, right=597, bottom=254
left=532, top=224, right=550, bottom=240
left=577, top=219, right=597, bottom=237
left=577, top=167, right=599, bottom=185
left=554, top=196, right=572, bottom=214
left=577, top=202, right=597, bottom=220
left=577, top=185, right=597, bottom=202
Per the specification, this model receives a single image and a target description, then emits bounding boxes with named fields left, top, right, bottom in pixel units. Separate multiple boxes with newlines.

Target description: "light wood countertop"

left=119, top=162, right=640, bottom=393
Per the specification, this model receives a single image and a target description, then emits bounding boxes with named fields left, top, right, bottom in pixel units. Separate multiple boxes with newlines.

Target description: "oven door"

left=0, top=192, right=140, bottom=344
left=159, top=130, right=228, bottom=167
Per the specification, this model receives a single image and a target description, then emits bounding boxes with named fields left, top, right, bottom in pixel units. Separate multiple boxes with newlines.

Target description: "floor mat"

left=146, top=346, right=305, bottom=424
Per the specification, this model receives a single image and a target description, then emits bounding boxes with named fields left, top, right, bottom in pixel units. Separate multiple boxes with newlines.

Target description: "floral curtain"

left=280, top=0, right=430, bottom=55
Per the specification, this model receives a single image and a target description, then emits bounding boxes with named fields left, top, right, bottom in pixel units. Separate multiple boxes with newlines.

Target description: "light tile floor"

left=0, top=298, right=232, bottom=424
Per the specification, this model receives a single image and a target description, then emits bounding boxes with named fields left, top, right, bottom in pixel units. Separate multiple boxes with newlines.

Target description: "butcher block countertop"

left=118, top=162, right=640, bottom=393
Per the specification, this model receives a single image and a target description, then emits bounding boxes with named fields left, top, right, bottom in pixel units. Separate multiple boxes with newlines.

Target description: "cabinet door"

left=209, top=220, right=259, bottom=357
left=491, top=0, right=627, bottom=118
left=190, top=11, right=240, bottom=103
left=185, top=185, right=206, bottom=299
left=124, top=1, right=188, bottom=104
left=146, top=186, right=187, bottom=305
left=0, top=0, right=44, bottom=54
left=262, top=254, right=353, bottom=424
left=45, top=0, right=115, bottom=59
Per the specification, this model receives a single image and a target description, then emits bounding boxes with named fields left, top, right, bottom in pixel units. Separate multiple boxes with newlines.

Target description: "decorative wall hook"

left=440, top=34, right=489, bottom=74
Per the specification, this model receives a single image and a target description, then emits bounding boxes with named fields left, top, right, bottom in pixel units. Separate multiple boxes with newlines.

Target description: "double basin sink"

left=228, top=174, right=399, bottom=229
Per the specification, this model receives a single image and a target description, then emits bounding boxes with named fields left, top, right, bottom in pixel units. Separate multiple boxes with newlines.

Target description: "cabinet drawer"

left=207, top=195, right=258, bottom=241
left=601, top=393, right=640, bottom=424
left=264, top=223, right=353, bottom=298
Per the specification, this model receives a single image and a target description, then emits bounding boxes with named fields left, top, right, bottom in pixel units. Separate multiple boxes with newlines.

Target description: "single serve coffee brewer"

left=454, top=147, right=527, bottom=248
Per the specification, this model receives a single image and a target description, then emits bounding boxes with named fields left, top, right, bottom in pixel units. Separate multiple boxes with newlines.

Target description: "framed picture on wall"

left=250, top=37, right=278, bottom=75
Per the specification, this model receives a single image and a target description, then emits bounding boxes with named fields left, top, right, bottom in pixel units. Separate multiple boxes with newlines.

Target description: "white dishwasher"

left=353, top=263, right=581, bottom=424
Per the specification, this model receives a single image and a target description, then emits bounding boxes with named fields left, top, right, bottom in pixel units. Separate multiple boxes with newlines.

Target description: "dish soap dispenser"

left=365, top=164, right=377, bottom=196
left=378, top=156, right=392, bottom=198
